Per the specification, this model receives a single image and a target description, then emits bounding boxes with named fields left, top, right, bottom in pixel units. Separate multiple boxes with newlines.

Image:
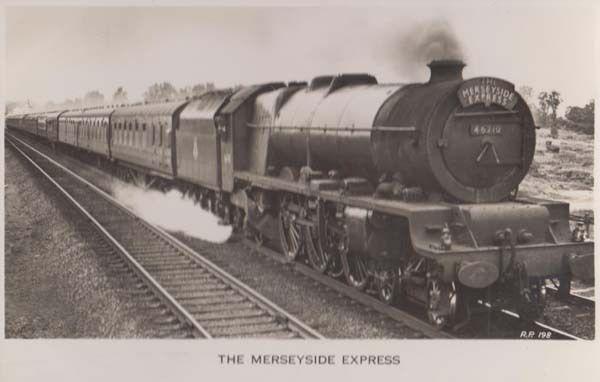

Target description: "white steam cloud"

left=111, top=181, right=232, bottom=243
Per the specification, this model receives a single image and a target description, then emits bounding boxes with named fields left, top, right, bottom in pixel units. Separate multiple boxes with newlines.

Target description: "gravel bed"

left=7, top=136, right=425, bottom=338
left=175, top=235, right=425, bottom=338
left=540, top=295, right=595, bottom=339
left=8, top=134, right=594, bottom=339
left=4, top=143, right=181, bottom=338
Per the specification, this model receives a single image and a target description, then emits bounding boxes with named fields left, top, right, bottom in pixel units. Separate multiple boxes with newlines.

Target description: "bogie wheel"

left=376, top=264, right=399, bottom=305
left=517, top=279, right=546, bottom=323
left=341, top=251, right=369, bottom=291
left=426, top=279, right=454, bottom=330
left=278, top=196, right=303, bottom=260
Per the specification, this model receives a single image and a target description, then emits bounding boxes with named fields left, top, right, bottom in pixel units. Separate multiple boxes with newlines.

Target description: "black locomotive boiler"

left=7, top=59, right=594, bottom=328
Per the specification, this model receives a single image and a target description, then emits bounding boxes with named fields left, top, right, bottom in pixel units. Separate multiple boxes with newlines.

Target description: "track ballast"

left=7, top=133, right=323, bottom=339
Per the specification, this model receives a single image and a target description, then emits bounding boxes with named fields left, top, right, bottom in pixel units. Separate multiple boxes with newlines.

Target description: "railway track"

left=546, top=285, right=595, bottom=306
left=246, top=237, right=593, bottom=340
left=7, top=133, right=323, bottom=339
left=472, top=301, right=587, bottom=340
left=244, top=238, right=456, bottom=339
left=7, top=131, right=593, bottom=340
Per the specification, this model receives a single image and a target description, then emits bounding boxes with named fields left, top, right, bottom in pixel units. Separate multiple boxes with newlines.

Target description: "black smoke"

left=385, top=19, right=465, bottom=80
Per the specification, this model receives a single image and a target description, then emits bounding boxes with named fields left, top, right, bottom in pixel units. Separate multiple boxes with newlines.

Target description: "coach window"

left=135, top=120, right=140, bottom=147
left=127, top=122, right=133, bottom=146
left=142, top=123, right=147, bottom=148
left=159, top=123, right=163, bottom=147
left=166, top=123, right=172, bottom=149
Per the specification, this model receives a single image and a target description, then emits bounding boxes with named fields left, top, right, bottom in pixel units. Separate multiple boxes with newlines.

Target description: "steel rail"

left=477, top=300, right=584, bottom=340
left=7, top=133, right=323, bottom=339
left=7, top=137, right=212, bottom=338
left=545, top=285, right=595, bottom=307
left=244, top=238, right=456, bottom=339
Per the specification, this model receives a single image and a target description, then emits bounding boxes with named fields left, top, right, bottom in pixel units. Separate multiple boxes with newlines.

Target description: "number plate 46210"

left=470, top=124, right=503, bottom=137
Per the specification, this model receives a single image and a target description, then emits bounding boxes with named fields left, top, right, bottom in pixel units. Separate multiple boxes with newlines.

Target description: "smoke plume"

left=387, top=19, right=465, bottom=79
left=111, top=181, right=232, bottom=243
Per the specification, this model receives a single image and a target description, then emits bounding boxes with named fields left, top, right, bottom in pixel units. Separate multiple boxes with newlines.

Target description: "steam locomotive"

left=6, top=60, right=594, bottom=328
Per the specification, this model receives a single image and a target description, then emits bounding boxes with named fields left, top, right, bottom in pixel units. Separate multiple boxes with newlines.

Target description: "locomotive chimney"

left=427, top=59, right=465, bottom=83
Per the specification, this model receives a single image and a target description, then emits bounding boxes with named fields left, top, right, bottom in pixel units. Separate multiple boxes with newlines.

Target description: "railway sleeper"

left=210, top=323, right=288, bottom=337
left=176, top=294, right=247, bottom=306
left=152, top=269, right=212, bottom=280
left=168, top=283, right=230, bottom=298
left=131, top=251, right=186, bottom=260
left=239, top=330, right=299, bottom=339
left=188, top=301, right=264, bottom=320
left=165, top=283, right=232, bottom=295
left=199, top=315, right=275, bottom=329
left=141, top=263, right=203, bottom=272
left=160, top=275, right=218, bottom=289
left=162, top=289, right=238, bottom=300
left=136, top=258, right=196, bottom=267
left=193, top=308, right=266, bottom=321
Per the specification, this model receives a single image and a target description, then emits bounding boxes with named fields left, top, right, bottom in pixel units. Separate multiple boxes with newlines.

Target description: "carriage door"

left=217, top=114, right=234, bottom=192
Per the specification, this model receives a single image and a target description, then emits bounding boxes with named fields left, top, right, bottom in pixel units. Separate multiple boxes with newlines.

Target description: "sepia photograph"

left=3, top=2, right=596, bottom=342
left=1, top=2, right=599, bottom=379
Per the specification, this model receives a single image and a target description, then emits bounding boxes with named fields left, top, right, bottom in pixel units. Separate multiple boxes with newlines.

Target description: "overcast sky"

left=5, top=2, right=598, bottom=112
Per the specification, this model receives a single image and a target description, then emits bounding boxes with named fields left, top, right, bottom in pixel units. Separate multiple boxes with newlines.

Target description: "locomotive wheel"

left=243, top=222, right=265, bottom=246
left=303, top=201, right=329, bottom=273
left=517, top=280, right=546, bottom=322
left=304, top=225, right=328, bottom=273
left=327, top=254, right=345, bottom=279
left=278, top=197, right=302, bottom=260
left=376, top=265, right=399, bottom=305
left=232, top=208, right=245, bottom=232
left=426, top=279, right=456, bottom=330
left=341, top=252, right=369, bottom=291
left=320, top=205, right=346, bottom=278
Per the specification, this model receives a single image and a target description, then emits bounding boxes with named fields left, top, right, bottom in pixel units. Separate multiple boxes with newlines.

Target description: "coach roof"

left=112, top=100, right=189, bottom=118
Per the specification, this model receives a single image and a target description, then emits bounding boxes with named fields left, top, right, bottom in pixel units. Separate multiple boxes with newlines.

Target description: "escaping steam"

left=386, top=19, right=465, bottom=79
left=111, top=181, right=232, bottom=243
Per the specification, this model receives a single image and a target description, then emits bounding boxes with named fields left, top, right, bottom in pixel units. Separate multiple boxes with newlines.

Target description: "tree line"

left=518, top=86, right=594, bottom=136
left=6, top=81, right=219, bottom=114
